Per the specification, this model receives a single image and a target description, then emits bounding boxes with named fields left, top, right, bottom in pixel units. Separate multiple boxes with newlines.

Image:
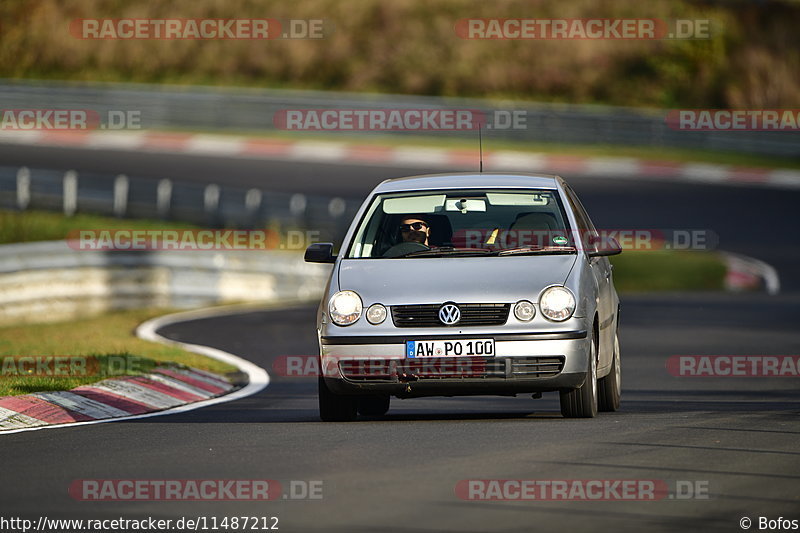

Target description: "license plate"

left=406, top=339, right=495, bottom=358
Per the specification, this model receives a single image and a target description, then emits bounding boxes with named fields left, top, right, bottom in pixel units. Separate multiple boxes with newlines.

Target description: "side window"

left=564, top=186, right=599, bottom=253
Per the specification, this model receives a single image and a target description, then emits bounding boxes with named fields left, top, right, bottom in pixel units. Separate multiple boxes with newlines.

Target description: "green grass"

left=0, top=209, right=200, bottom=245
left=0, top=209, right=304, bottom=248
left=611, top=250, right=726, bottom=292
left=0, top=308, right=237, bottom=397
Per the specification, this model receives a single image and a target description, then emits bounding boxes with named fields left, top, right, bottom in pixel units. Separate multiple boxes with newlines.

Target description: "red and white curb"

left=721, top=252, right=780, bottom=295
left=1, top=129, right=798, bottom=189
left=0, top=304, right=272, bottom=435
left=0, top=367, right=234, bottom=431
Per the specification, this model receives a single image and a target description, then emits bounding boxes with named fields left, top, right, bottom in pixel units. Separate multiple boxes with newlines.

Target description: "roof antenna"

left=478, top=124, right=483, bottom=173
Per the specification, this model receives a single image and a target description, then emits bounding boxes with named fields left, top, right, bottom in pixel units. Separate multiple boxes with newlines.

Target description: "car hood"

left=337, top=255, right=577, bottom=305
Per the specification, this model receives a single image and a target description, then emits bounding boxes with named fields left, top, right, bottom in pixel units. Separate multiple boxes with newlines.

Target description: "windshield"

left=346, top=188, right=575, bottom=258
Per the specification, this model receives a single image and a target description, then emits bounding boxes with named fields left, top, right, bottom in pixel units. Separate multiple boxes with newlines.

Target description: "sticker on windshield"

left=553, top=236, right=569, bottom=245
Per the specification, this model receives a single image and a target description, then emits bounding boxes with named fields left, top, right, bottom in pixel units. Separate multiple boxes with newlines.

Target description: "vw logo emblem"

left=439, top=303, right=461, bottom=325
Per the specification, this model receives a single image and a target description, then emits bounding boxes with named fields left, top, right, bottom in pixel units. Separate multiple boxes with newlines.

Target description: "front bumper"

left=320, top=331, right=590, bottom=398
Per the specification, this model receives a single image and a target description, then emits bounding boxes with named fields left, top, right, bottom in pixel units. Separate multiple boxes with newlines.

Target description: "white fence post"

left=328, top=197, right=346, bottom=218
left=156, top=179, right=172, bottom=218
left=204, top=184, right=220, bottom=215
left=113, top=174, right=129, bottom=217
left=63, top=170, right=78, bottom=217
left=289, top=193, right=307, bottom=216
left=16, top=167, right=30, bottom=210
left=245, top=188, right=262, bottom=217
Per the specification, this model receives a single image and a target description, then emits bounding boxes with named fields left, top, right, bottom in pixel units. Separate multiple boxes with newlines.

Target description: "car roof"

left=372, top=173, right=563, bottom=194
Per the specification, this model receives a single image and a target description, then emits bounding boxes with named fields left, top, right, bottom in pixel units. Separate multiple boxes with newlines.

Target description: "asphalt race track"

left=2, top=146, right=799, bottom=532
left=2, top=296, right=799, bottom=532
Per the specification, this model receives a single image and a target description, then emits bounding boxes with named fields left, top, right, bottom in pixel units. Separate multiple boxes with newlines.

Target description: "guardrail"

left=1, top=80, right=797, bottom=157
left=0, top=165, right=359, bottom=242
left=0, top=240, right=331, bottom=325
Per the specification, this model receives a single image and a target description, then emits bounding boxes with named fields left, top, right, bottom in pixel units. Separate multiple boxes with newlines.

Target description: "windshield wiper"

left=495, top=246, right=577, bottom=256
left=400, top=247, right=494, bottom=258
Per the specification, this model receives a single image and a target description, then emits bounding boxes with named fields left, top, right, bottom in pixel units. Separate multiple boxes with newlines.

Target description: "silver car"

left=305, top=173, right=622, bottom=420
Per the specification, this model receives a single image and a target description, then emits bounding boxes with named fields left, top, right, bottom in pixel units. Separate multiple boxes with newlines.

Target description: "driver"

left=399, top=216, right=430, bottom=246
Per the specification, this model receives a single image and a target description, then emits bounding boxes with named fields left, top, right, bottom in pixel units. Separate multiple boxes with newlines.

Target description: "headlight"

left=329, top=290, right=363, bottom=326
left=366, top=303, right=387, bottom=325
left=514, top=300, right=536, bottom=322
left=539, top=286, right=575, bottom=321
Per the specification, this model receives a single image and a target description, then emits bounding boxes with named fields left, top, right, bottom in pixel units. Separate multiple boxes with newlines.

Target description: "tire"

left=560, top=329, right=598, bottom=418
left=598, top=333, right=621, bottom=412
left=357, top=395, right=390, bottom=416
left=318, top=377, right=358, bottom=422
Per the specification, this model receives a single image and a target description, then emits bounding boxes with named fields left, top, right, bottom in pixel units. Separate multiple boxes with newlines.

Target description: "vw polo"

left=305, top=173, right=622, bottom=421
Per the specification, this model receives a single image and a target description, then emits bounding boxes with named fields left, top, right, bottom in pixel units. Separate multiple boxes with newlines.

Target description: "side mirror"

left=588, top=236, right=622, bottom=257
left=304, top=243, right=337, bottom=263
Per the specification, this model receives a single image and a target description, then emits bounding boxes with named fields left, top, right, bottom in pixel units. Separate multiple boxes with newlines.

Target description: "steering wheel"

left=382, top=241, right=429, bottom=258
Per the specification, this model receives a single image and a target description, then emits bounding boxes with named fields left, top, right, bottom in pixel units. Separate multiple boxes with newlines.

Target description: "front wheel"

left=560, top=331, right=598, bottom=418
left=598, top=333, right=621, bottom=412
left=318, top=378, right=357, bottom=422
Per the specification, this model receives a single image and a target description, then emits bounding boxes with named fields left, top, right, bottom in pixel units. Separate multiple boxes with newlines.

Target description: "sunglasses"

left=400, top=222, right=428, bottom=232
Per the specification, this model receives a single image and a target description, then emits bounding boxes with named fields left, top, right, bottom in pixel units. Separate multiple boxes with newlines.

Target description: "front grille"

left=338, top=356, right=564, bottom=382
left=339, top=357, right=504, bottom=381
left=391, top=303, right=510, bottom=328
left=510, top=356, right=564, bottom=378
